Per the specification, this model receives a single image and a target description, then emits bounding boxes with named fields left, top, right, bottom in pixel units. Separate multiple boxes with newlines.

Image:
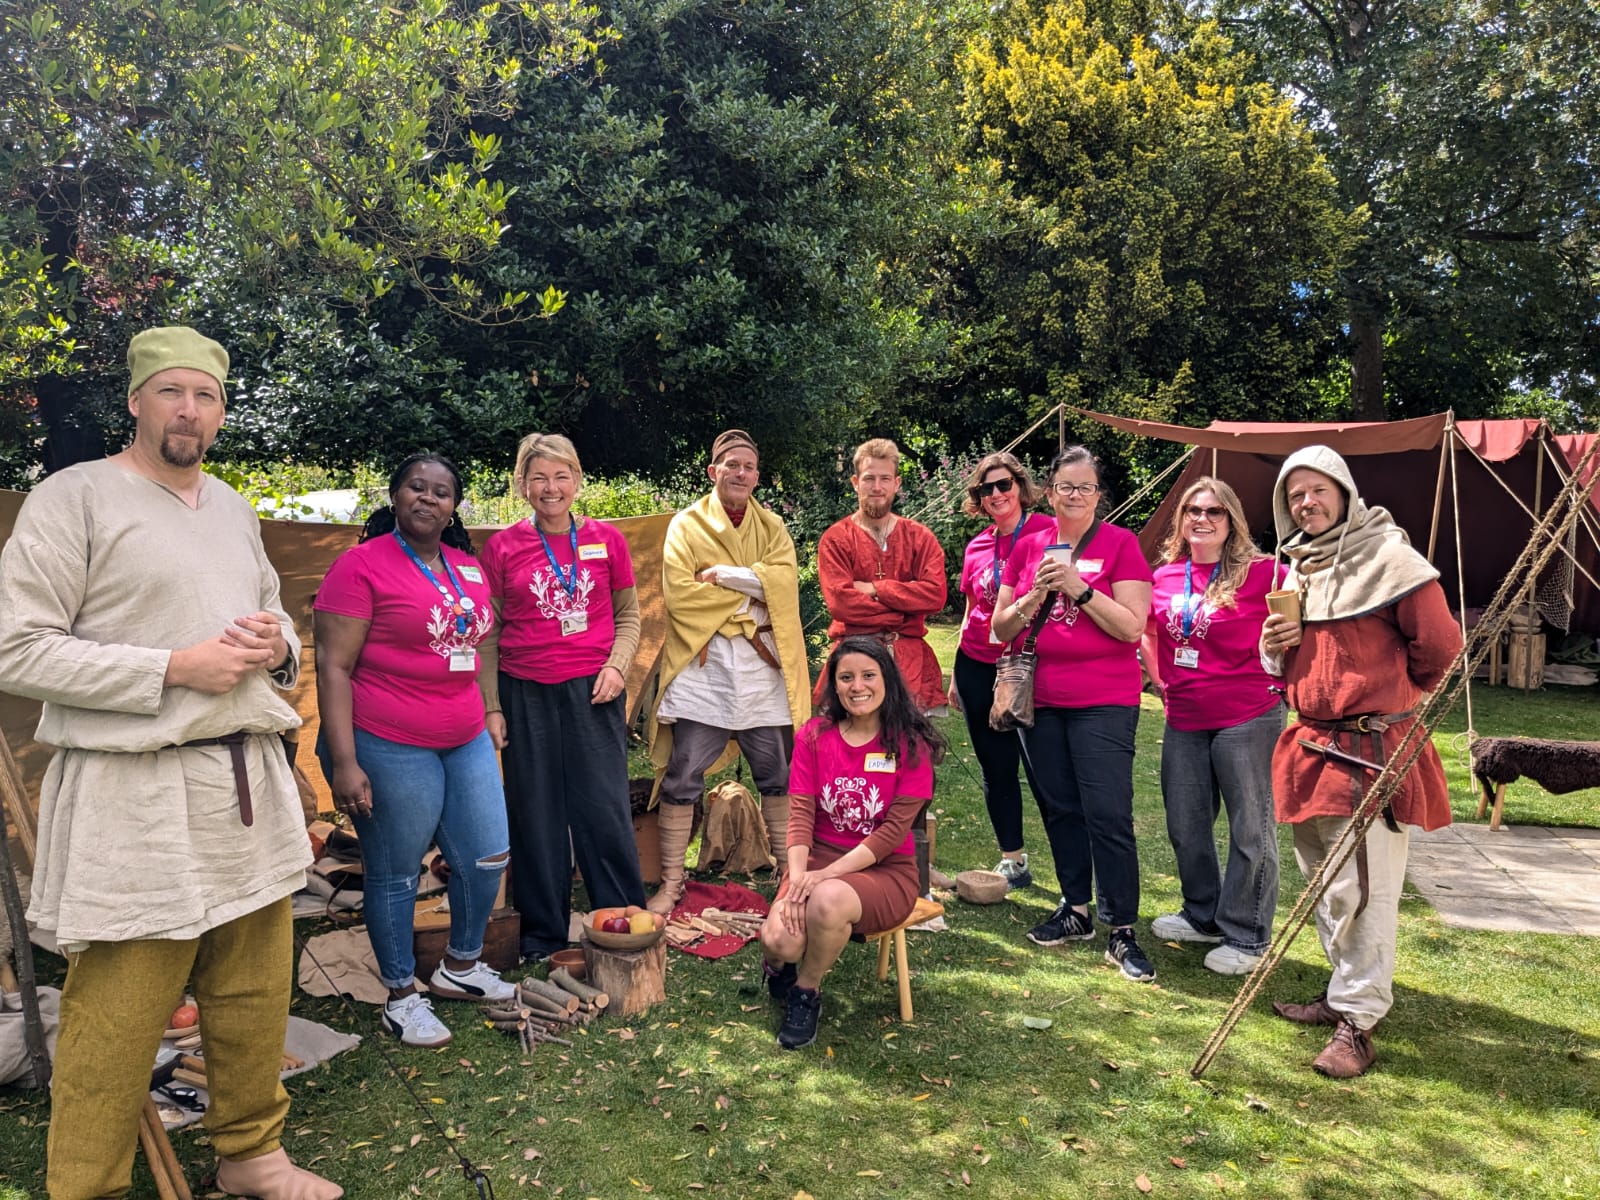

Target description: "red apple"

left=169, top=1003, right=199, bottom=1030
left=602, top=917, right=632, bottom=934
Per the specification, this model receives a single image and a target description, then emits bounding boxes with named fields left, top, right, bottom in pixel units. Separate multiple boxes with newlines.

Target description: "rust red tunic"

left=815, top=516, right=948, bottom=708
left=1273, top=581, right=1461, bottom=831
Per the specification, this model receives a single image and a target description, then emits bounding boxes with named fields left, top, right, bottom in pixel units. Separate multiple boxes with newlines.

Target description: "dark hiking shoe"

left=1026, top=901, right=1096, bottom=946
left=778, top=986, right=822, bottom=1050
left=1105, top=927, right=1157, bottom=983
left=764, top=959, right=798, bottom=1002
left=1313, top=1020, right=1377, bottom=1078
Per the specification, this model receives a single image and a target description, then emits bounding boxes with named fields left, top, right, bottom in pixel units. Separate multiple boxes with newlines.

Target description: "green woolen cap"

left=126, top=326, right=229, bottom=400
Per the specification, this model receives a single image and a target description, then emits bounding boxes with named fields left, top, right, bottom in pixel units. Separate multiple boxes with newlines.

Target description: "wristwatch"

left=1073, top=585, right=1095, bottom=606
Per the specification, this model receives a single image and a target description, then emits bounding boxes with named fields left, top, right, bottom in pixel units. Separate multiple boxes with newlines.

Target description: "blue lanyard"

left=393, top=532, right=474, bottom=637
left=991, top=519, right=1027, bottom=594
left=1179, top=558, right=1207, bottom=640
left=534, top=518, right=581, bottom=597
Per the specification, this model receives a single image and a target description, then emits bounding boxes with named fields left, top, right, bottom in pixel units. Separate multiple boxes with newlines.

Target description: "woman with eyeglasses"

left=949, top=452, right=1054, bottom=890
left=1139, top=476, right=1282, bottom=975
left=992, top=446, right=1156, bottom=981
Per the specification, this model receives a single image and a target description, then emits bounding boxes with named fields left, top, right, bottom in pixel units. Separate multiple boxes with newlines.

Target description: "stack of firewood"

left=481, top=970, right=611, bottom=1053
left=664, top=907, right=765, bottom=948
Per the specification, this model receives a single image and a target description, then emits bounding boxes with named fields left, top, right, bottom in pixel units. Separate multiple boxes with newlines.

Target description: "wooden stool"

left=865, top=896, right=944, bottom=1021
left=583, top=938, right=667, bottom=1018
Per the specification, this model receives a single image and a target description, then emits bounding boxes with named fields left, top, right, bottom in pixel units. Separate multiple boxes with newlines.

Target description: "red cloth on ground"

left=665, top=880, right=770, bottom=959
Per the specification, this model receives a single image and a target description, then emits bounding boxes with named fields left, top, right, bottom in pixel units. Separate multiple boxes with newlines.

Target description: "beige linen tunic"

left=0, top=460, right=310, bottom=952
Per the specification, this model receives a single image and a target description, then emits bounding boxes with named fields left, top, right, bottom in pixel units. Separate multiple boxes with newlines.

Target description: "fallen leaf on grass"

left=1169, top=1157, right=1187, bottom=1168
left=523, top=1148, right=543, bottom=1161
left=1089, top=1078, right=1101, bottom=1091
left=1135, top=1175, right=1153, bottom=1193
left=961, top=1172, right=971, bottom=1186
left=911, top=1093, right=931, bottom=1102
left=1244, top=1096, right=1270, bottom=1112
left=857, top=1169, right=882, bottom=1177
left=1022, top=1016, right=1053, bottom=1030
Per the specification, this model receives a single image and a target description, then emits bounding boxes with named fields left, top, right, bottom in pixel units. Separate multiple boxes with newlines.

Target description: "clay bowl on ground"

left=547, top=947, right=587, bottom=979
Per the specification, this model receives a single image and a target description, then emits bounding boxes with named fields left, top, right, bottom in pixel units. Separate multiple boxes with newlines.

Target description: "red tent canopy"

left=1077, top=410, right=1600, bottom=633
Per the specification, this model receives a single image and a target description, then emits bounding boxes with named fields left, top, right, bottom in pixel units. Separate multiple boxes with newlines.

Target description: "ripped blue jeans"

left=321, top=728, right=508, bottom=988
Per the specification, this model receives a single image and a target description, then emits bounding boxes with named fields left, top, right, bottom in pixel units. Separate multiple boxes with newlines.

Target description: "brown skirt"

left=781, top=840, right=918, bottom=936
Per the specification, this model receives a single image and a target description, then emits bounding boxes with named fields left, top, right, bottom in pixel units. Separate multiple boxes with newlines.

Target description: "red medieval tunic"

left=1273, top=580, right=1461, bottom=830
left=815, top=516, right=947, bottom=708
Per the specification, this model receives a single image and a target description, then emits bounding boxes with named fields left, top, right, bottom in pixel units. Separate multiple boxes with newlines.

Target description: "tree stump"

left=583, top=939, right=667, bottom=1018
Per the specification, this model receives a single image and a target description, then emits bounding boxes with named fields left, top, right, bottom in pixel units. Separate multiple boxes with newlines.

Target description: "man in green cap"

left=0, top=327, right=341, bottom=1198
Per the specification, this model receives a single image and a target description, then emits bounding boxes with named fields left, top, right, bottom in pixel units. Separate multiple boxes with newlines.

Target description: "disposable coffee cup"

left=1044, top=543, right=1074, bottom=566
left=1265, top=589, right=1301, bottom=623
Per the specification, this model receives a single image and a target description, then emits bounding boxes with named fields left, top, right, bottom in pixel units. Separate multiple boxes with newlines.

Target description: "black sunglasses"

left=1183, top=505, right=1228, bottom=520
left=975, top=477, right=1016, bottom=499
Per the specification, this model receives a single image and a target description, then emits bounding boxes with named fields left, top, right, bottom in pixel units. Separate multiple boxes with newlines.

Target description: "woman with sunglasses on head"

left=949, top=452, right=1054, bottom=890
left=992, top=446, right=1156, bottom=981
left=1139, top=477, right=1283, bottom=975
left=758, top=636, right=947, bottom=1050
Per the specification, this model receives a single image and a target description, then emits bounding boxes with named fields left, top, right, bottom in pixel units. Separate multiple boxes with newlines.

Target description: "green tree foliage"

left=956, top=0, right=1359, bottom=478
left=1216, top=0, right=1600, bottom=423
left=0, top=0, right=606, bottom=480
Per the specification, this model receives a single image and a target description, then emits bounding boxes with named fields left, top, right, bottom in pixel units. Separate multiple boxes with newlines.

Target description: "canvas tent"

left=1078, top=411, right=1600, bottom=636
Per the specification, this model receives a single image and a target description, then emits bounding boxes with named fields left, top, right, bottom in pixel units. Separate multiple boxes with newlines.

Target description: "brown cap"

left=710, top=428, right=758, bottom=464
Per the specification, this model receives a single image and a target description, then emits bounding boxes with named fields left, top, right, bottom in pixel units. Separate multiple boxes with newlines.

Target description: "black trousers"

left=953, top=650, right=1030, bottom=853
left=499, top=672, right=646, bottom=957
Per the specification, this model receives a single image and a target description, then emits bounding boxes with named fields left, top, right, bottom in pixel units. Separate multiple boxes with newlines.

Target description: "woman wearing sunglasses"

left=1139, top=477, right=1283, bottom=975
left=992, top=446, right=1156, bottom=981
left=949, top=452, right=1054, bottom=890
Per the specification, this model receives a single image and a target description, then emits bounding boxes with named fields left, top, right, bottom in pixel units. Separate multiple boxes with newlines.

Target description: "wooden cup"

left=1265, top=589, right=1301, bottom=623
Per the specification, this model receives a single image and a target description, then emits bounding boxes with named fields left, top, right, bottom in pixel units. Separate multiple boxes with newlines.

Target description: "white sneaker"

left=1150, top=912, right=1224, bottom=943
left=1204, top=944, right=1263, bottom=975
left=993, top=854, right=1032, bottom=891
left=383, top=993, right=453, bottom=1047
left=429, top=959, right=517, bottom=1002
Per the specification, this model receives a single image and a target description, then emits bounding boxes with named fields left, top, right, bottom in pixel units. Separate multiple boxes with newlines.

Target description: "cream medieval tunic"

left=0, top=459, right=310, bottom=952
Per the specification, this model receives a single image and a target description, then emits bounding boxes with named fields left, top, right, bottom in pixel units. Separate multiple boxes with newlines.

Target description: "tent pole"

left=1426, top=415, right=1451, bottom=562
left=1531, top=427, right=1547, bottom=624
left=1448, top=425, right=1476, bottom=762
left=1456, top=434, right=1600, bottom=595
left=1059, top=403, right=1066, bottom=453
left=1211, top=446, right=1217, bottom=475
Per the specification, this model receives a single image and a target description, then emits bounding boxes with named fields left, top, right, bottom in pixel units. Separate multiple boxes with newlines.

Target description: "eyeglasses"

left=974, top=477, right=1016, bottom=499
left=1049, top=481, right=1099, bottom=497
left=1183, top=505, right=1228, bottom=520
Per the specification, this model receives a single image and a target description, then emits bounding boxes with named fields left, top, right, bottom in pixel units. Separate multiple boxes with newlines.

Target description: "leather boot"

left=1313, top=1019, right=1377, bottom=1078
left=760, top=793, right=790, bottom=872
left=216, top=1148, right=343, bottom=1200
left=1272, top=990, right=1339, bottom=1026
left=647, top=802, right=695, bottom=915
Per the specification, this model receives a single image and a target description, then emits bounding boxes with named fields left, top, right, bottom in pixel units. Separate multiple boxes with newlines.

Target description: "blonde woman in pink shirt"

left=1140, top=477, right=1283, bottom=976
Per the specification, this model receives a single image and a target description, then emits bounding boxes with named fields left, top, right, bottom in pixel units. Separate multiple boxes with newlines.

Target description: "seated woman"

left=315, top=453, right=516, bottom=1048
left=759, top=636, right=946, bottom=1050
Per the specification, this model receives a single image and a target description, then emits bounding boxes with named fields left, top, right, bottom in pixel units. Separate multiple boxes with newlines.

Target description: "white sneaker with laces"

left=1204, top=944, right=1263, bottom=975
left=1150, top=912, right=1224, bottom=943
left=383, top=993, right=453, bottom=1047
left=429, top=959, right=518, bottom=1002
left=993, top=853, right=1032, bottom=890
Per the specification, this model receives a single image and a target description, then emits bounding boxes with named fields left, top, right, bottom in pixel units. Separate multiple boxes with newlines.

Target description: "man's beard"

left=160, top=429, right=206, bottom=468
left=859, top=497, right=894, bottom=521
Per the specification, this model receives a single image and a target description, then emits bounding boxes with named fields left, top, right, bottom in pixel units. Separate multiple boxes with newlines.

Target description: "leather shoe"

left=1271, top=990, right=1339, bottom=1026
left=216, top=1148, right=343, bottom=1200
left=1312, top=1020, right=1377, bottom=1079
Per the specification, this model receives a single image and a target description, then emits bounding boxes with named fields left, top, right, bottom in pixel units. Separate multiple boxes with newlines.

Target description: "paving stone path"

left=1408, top=822, right=1600, bottom=936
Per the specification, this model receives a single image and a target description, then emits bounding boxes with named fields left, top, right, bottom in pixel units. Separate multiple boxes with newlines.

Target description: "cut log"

left=583, top=939, right=666, bottom=1019
left=519, top=977, right=580, bottom=1013
left=549, top=968, right=608, bottom=1010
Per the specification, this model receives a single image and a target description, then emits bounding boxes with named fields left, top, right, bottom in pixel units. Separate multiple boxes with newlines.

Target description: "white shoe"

left=383, top=993, right=453, bottom=1047
left=1204, top=944, right=1263, bottom=975
left=993, top=854, right=1033, bottom=891
left=429, top=959, right=517, bottom=1002
left=1150, top=912, right=1224, bottom=943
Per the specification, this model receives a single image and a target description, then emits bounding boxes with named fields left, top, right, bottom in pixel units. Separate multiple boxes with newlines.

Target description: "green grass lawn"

left=2, top=637, right=1597, bottom=1199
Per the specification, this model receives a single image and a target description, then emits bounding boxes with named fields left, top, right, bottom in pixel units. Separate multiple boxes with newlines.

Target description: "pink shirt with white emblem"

left=787, top=717, right=935, bottom=859
left=1149, top=556, right=1280, bottom=732
left=957, top=511, right=1056, bottom=665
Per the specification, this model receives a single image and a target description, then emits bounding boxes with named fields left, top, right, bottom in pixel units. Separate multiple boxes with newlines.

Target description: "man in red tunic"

left=1260, top=445, right=1461, bottom=1079
left=816, top=439, right=947, bottom=712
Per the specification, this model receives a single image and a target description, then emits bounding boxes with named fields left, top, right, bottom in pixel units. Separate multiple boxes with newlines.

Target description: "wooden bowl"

left=548, top=948, right=587, bottom=979
left=956, top=870, right=1009, bottom=905
left=583, top=919, right=665, bottom=952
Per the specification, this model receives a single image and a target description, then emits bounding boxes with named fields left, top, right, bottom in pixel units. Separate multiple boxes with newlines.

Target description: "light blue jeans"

left=1159, top=703, right=1284, bottom=953
left=319, top=728, right=509, bottom=989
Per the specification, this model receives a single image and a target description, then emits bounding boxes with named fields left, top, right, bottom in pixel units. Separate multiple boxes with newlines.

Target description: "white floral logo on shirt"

left=1047, top=592, right=1083, bottom=627
left=1164, top=595, right=1215, bottom=642
left=428, top=603, right=493, bottom=659
left=819, top=776, right=886, bottom=836
left=529, top=567, right=596, bottom=621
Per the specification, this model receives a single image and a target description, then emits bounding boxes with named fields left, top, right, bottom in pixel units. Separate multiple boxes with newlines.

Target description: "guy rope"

left=1191, top=431, right=1600, bottom=1079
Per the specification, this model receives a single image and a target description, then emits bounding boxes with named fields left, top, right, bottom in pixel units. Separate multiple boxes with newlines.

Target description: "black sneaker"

left=1026, top=901, right=1096, bottom=946
left=778, top=986, right=822, bottom=1049
left=1105, top=928, right=1156, bottom=983
left=764, top=960, right=797, bottom=1002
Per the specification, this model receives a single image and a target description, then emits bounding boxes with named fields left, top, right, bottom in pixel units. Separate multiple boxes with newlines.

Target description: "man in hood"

left=1259, top=444, right=1461, bottom=1078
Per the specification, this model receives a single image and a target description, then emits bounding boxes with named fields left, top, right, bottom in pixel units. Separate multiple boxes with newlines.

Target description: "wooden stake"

left=548, top=968, right=608, bottom=1009
left=519, top=977, right=580, bottom=1012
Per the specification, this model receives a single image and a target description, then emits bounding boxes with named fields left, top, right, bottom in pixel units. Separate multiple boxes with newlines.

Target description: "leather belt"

left=1301, top=709, right=1414, bottom=734
left=168, top=732, right=254, bottom=826
left=843, top=630, right=900, bottom=646
left=1298, top=709, right=1411, bottom=840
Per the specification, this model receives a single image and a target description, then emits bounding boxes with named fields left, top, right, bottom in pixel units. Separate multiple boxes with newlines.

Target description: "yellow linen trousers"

left=49, top=898, right=293, bottom=1199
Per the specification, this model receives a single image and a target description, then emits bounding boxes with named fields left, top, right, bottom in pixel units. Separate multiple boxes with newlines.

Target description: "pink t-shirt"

left=1001, top=522, right=1154, bottom=709
left=1149, top=556, right=1281, bottom=732
left=480, top=518, right=635, bottom=685
left=958, top=511, right=1056, bottom=665
left=315, top=534, right=495, bottom=749
left=788, top=718, right=935, bottom=858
